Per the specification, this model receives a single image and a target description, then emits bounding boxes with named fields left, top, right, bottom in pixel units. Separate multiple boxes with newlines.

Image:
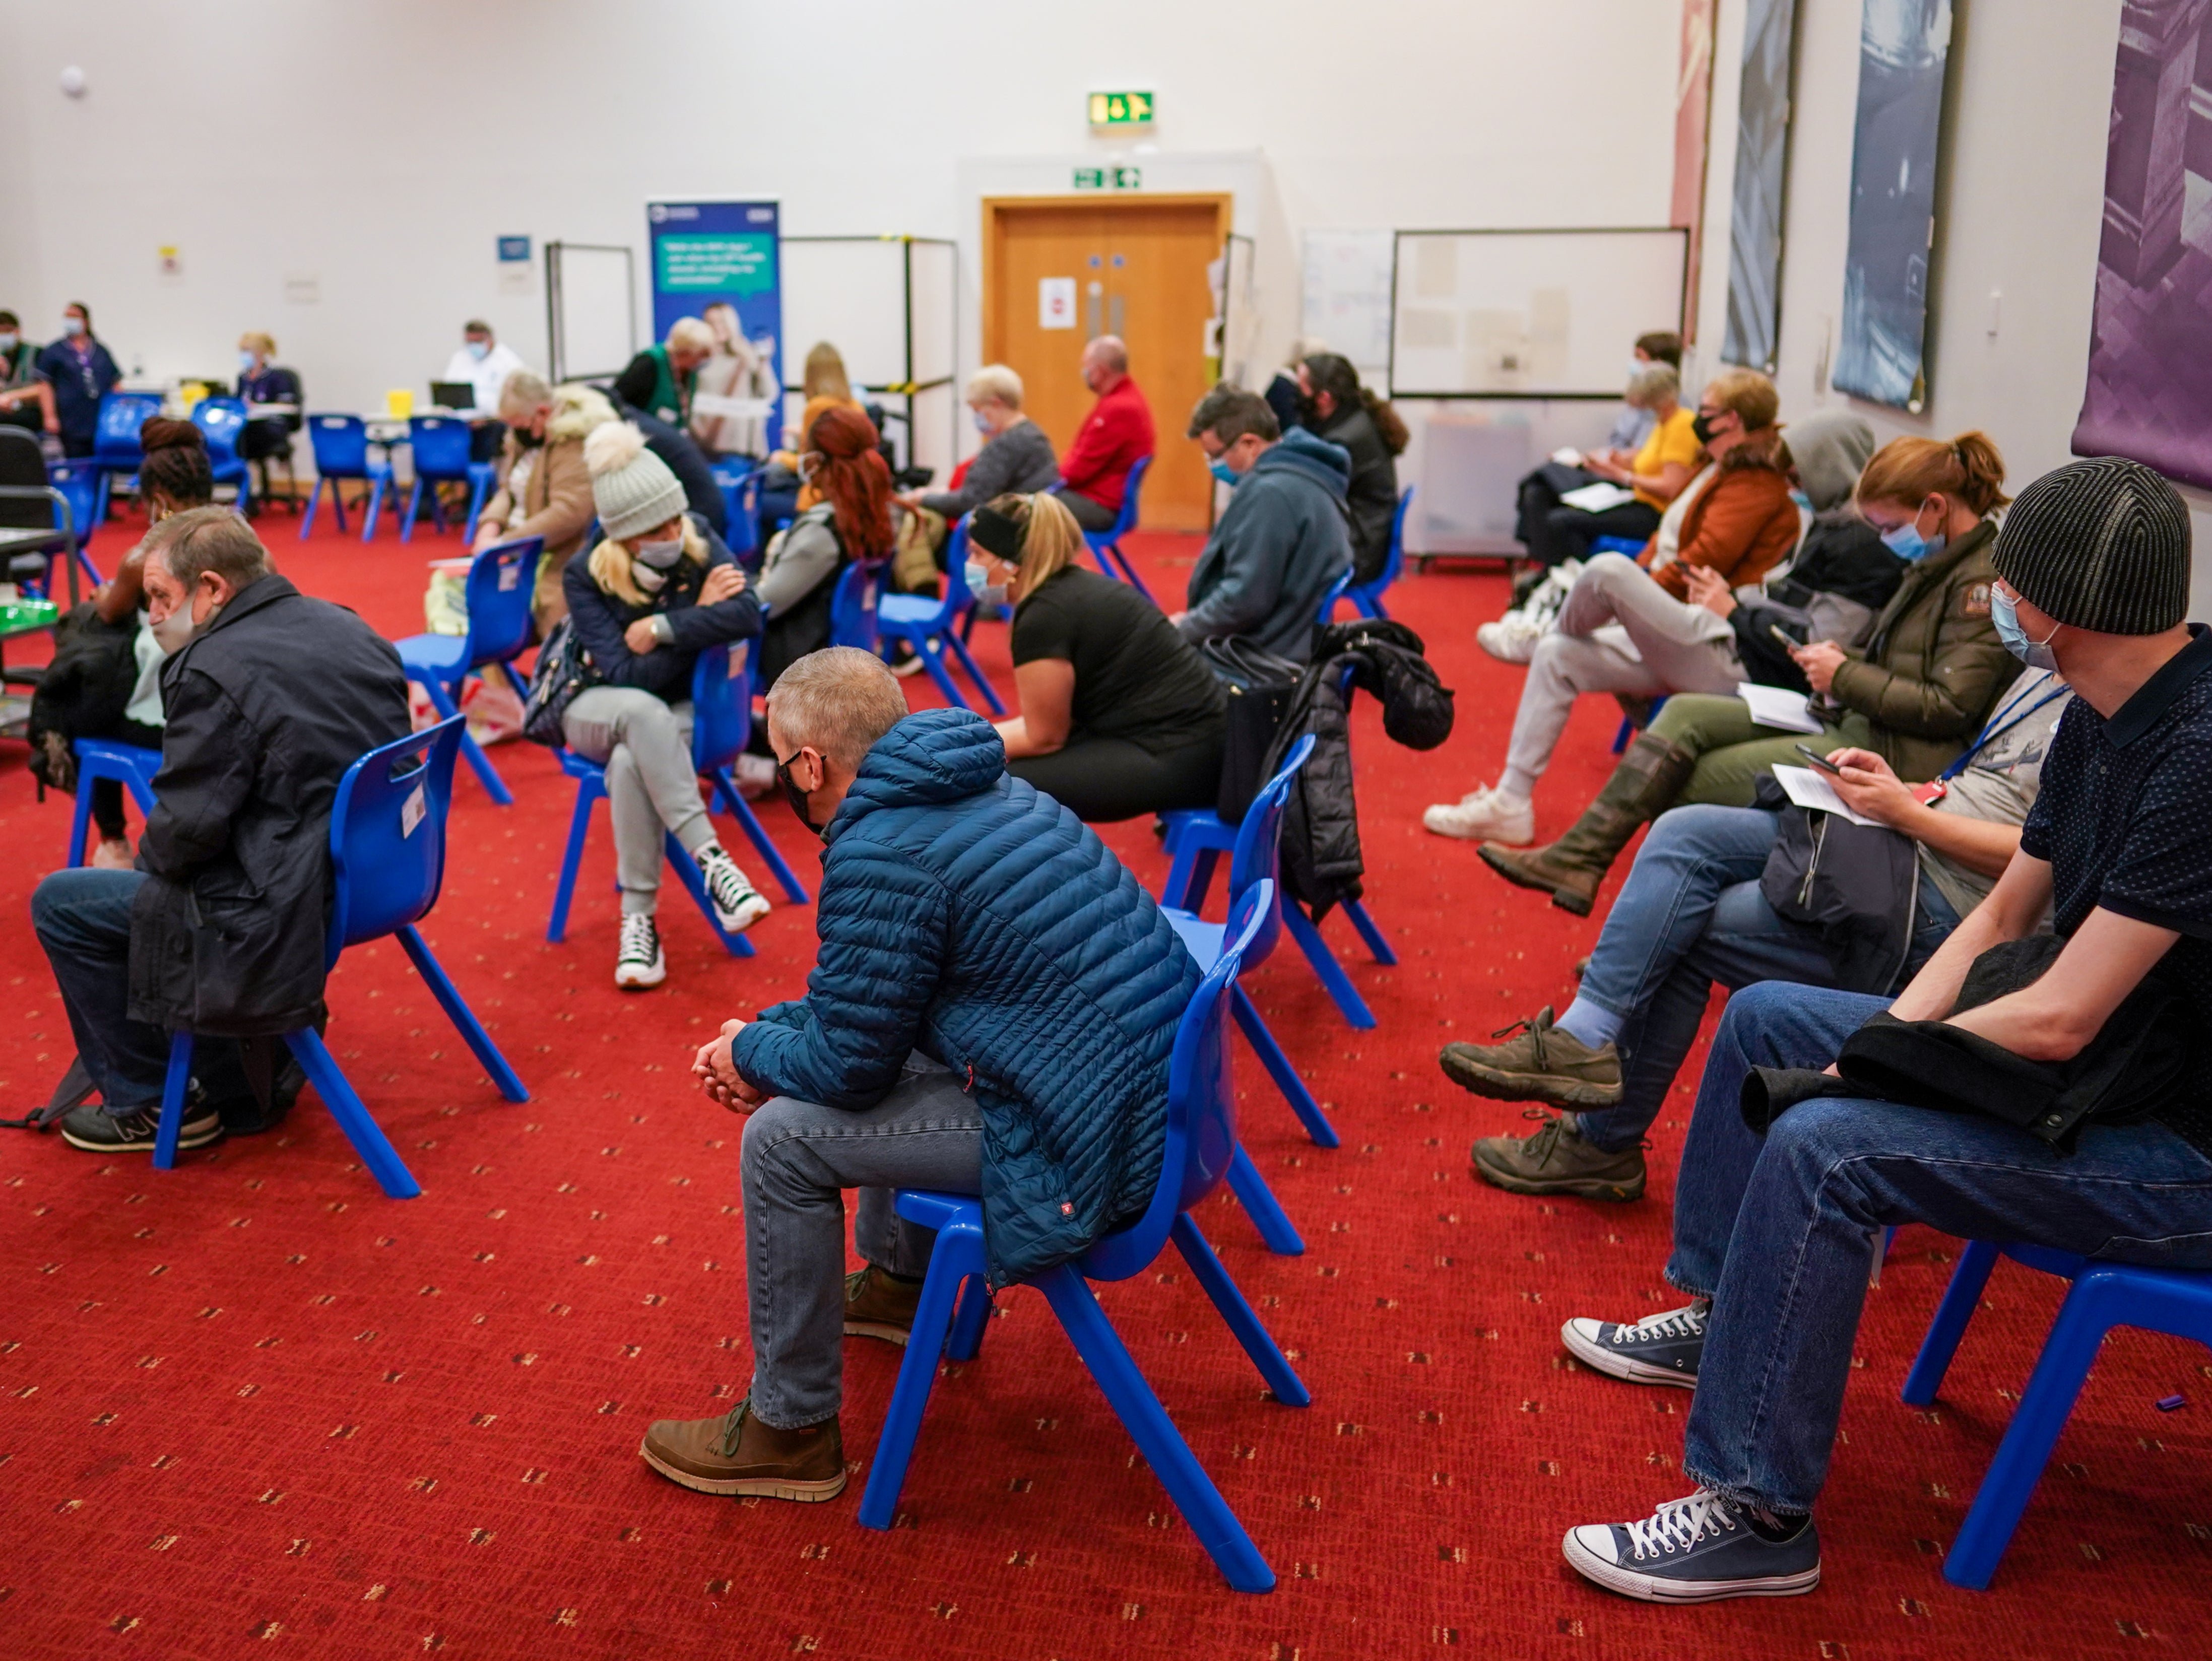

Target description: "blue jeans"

left=31, top=868, right=245, bottom=1116
left=1572, top=805, right=1960, bottom=1154
left=1672, top=981, right=2212, bottom=1515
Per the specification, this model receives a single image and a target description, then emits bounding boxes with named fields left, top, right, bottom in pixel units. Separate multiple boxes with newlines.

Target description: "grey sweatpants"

left=562, top=687, right=710, bottom=915
left=1499, top=553, right=1746, bottom=801
left=740, top=1055, right=985, bottom=1428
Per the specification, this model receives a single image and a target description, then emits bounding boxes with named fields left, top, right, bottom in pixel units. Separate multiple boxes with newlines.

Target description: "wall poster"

left=1833, top=0, right=1955, bottom=412
left=2071, top=0, right=2212, bottom=492
left=646, top=199, right=782, bottom=391
left=1722, top=0, right=1801, bottom=371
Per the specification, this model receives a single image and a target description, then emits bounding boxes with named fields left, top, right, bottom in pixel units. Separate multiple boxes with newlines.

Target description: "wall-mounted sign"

left=1039, top=277, right=1077, bottom=330
left=1072, top=166, right=1143, bottom=191
left=645, top=200, right=782, bottom=379
left=1088, top=90, right=1154, bottom=127
left=497, top=235, right=532, bottom=263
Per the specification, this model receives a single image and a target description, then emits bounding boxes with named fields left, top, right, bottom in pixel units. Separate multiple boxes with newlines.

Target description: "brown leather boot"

left=843, top=1265, right=923, bottom=1347
left=1476, top=732, right=1697, bottom=916
left=639, top=1397, right=847, bottom=1501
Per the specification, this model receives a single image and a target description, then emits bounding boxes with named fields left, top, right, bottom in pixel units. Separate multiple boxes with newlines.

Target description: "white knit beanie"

left=584, top=422, right=687, bottom=540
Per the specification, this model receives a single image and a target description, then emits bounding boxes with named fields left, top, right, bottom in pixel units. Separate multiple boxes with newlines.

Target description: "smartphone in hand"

left=1793, top=743, right=1841, bottom=775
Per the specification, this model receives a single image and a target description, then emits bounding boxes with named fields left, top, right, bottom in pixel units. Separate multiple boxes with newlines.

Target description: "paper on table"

left=1771, top=764, right=1885, bottom=829
left=1559, top=481, right=1635, bottom=513
left=1736, top=681, right=1826, bottom=735
left=1550, top=446, right=1584, bottom=468
left=692, top=393, right=774, bottom=420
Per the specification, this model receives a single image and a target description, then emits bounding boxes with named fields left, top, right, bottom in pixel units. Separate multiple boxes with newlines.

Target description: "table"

left=0, top=587, right=62, bottom=735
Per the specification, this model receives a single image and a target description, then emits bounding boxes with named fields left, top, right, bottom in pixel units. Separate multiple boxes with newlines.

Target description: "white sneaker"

left=1476, top=614, right=1544, bottom=664
left=695, top=842, right=771, bottom=933
left=1422, top=786, right=1534, bottom=844
left=732, top=753, right=776, bottom=801
left=615, top=912, right=666, bottom=989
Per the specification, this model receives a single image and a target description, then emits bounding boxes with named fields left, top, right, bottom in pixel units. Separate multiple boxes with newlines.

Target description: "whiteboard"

left=547, top=244, right=635, bottom=382
left=781, top=238, right=907, bottom=389
left=1302, top=230, right=1394, bottom=374
left=1388, top=229, right=1687, bottom=398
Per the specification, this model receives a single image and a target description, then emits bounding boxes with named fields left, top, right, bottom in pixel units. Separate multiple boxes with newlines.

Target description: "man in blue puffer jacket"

left=1175, top=383, right=1353, bottom=662
left=640, top=647, right=1201, bottom=1505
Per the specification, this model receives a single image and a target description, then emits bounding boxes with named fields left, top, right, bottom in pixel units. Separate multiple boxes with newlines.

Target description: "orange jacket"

left=1647, top=438, right=1799, bottom=600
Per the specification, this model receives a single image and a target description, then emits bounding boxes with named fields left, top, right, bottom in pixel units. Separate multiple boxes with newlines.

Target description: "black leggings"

left=1008, top=730, right=1223, bottom=824
left=1058, top=490, right=1118, bottom=533
left=90, top=718, right=164, bottom=840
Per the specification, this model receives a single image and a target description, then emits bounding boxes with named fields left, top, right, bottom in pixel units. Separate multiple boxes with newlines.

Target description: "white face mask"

left=971, top=408, right=994, bottom=434
left=150, top=603, right=198, bottom=654
left=0, top=333, right=18, bottom=353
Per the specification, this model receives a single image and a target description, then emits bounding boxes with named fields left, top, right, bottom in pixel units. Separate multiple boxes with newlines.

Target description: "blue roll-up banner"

left=646, top=198, right=782, bottom=380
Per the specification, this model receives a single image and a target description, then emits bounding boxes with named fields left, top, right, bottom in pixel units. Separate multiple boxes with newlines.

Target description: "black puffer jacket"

left=1260, top=619, right=1454, bottom=917
left=127, top=574, right=411, bottom=1035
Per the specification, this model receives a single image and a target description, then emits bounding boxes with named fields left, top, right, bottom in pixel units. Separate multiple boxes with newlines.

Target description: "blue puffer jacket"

left=732, top=708, right=1199, bottom=1284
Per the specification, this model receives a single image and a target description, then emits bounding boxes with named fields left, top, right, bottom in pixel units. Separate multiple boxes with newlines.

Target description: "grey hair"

left=497, top=368, right=551, bottom=418
left=667, top=316, right=715, bottom=353
left=766, top=647, right=909, bottom=769
left=1084, top=334, right=1129, bottom=373
left=1627, top=362, right=1680, bottom=407
left=145, top=505, right=272, bottom=592
left=965, top=363, right=1024, bottom=410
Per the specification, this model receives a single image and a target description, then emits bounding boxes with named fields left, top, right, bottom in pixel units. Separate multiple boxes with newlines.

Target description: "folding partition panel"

left=544, top=243, right=637, bottom=383
left=779, top=236, right=959, bottom=482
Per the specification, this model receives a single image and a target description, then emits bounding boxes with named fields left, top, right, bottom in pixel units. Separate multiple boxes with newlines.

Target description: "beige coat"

left=480, top=384, right=615, bottom=628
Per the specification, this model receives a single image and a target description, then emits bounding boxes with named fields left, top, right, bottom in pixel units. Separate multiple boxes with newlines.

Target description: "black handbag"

left=521, top=615, right=598, bottom=747
left=1199, top=636, right=1301, bottom=822
left=1755, top=776, right=1922, bottom=994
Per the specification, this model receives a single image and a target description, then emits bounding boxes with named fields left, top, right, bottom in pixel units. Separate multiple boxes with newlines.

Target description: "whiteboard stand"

left=545, top=242, right=638, bottom=383
left=780, top=235, right=959, bottom=485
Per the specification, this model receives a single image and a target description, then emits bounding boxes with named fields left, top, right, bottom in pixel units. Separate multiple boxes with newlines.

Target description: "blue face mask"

left=1991, top=585, right=2061, bottom=672
left=963, top=560, right=1008, bottom=609
left=1879, top=520, right=1944, bottom=563
left=239, top=349, right=258, bottom=371
left=971, top=409, right=994, bottom=434
left=1208, top=458, right=1243, bottom=489
left=466, top=340, right=489, bottom=361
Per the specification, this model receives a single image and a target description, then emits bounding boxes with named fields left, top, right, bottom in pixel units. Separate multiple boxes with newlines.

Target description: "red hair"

left=806, top=404, right=893, bottom=558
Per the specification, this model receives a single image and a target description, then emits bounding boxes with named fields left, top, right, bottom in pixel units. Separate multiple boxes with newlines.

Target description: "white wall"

left=0, top=0, right=1678, bottom=467
left=1690, top=0, right=2212, bottom=615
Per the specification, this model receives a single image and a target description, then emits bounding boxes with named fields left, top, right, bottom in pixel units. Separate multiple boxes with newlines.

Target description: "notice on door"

left=1038, top=277, right=1077, bottom=330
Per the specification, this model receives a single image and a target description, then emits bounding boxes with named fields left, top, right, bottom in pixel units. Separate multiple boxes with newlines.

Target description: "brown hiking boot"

left=1440, top=1006, right=1622, bottom=1106
left=640, top=1397, right=847, bottom=1501
left=1476, top=730, right=1697, bottom=916
left=844, top=1265, right=923, bottom=1347
left=1472, top=1109, right=1647, bottom=1202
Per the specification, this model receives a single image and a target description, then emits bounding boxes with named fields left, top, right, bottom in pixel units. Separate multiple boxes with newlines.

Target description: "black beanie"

left=1991, top=457, right=2191, bottom=635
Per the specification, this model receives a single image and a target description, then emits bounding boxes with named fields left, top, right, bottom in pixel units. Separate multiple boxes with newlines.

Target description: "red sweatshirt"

left=1057, top=375, right=1155, bottom=513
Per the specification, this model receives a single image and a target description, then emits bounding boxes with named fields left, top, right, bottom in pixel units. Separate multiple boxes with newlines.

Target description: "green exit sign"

left=1073, top=165, right=1143, bottom=191
left=1088, top=90, right=1154, bottom=127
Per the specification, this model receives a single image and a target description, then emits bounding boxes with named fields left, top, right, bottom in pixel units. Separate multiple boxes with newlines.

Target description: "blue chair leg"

left=1610, top=716, right=1634, bottom=754
left=946, top=1276, right=992, bottom=1361
left=912, top=636, right=972, bottom=711
left=1163, top=844, right=1221, bottom=914
left=1225, top=1142, right=1305, bottom=1257
left=73, top=544, right=104, bottom=590
left=66, top=771, right=97, bottom=868
left=1943, top=1270, right=2136, bottom=1590
left=1279, top=903, right=1377, bottom=1030
left=153, top=1032, right=195, bottom=1170
left=857, top=1222, right=984, bottom=1530
left=663, top=831, right=757, bottom=958
left=418, top=673, right=513, bottom=806
left=708, top=770, right=810, bottom=904
left=547, top=776, right=601, bottom=942
left=362, top=475, right=390, bottom=542
left=280, top=1027, right=421, bottom=1200
left=1170, top=1211, right=1310, bottom=1406
left=942, top=632, right=1006, bottom=716
left=1104, top=543, right=1156, bottom=604
left=299, top=477, right=323, bottom=539
left=400, top=478, right=424, bottom=543
left=1902, top=1239, right=2002, bottom=1406
left=394, top=924, right=529, bottom=1103
left=1341, top=898, right=1398, bottom=966
left=1232, top=986, right=1338, bottom=1148
left=465, top=474, right=491, bottom=543
left=1033, top=1261, right=1275, bottom=1592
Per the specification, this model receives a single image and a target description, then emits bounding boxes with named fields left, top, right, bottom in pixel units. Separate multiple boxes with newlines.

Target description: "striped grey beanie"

left=1992, top=457, right=2191, bottom=635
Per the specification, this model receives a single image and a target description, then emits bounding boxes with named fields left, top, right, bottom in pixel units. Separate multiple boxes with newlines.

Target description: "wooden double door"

left=984, top=195, right=1228, bottom=532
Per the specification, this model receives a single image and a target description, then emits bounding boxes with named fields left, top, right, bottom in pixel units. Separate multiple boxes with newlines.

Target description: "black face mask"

left=1691, top=412, right=1722, bottom=445
left=774, top=750, right=822, bottom=836
left=511, top=425, right=544, bottom=448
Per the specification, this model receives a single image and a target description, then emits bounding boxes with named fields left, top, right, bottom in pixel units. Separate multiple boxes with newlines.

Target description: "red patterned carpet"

left=3, top=509, right=2209, bottom=1658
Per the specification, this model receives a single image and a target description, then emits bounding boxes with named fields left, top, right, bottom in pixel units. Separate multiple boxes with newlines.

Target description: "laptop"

left=430, top=380, right=478, bottom=412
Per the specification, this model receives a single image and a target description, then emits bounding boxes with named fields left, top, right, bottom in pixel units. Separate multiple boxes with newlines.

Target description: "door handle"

left=1086, top=280, right=1103, bottom=340
left=1108, top=293, right=1125, bottom=338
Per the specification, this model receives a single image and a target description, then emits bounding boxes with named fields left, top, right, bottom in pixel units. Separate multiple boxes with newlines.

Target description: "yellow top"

left=1632, top=407, right=1702, bottom=509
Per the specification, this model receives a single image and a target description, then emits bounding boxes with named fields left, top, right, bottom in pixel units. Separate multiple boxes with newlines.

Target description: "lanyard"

left=1939, top=673, right=2065, bottom=780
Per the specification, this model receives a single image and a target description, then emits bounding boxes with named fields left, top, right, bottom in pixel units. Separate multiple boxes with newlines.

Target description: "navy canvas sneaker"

left=1564, top=1489, right=1820, bottom=1602
left=1561, top=1300, right=1706, bottom=1387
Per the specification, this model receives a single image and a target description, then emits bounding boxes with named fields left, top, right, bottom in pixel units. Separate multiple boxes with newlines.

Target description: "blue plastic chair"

left=67, top=739, right=163, bottom=866
left=151, top=715, right=529, bottom=1194
left=400, top=415, right=499, bottom=543
left=1323, top=487, right=1413, bottom=622
left=1588, top=535, right=1646, bottom=559
left=548, top=639, right=801, bottom=957
left=875, top=517, right=1004, bottom=714
left=857, top=880, right=1308, bottom=1591
left=87, top=392, right=161, bottom=527
left=1612, top=693, right=1670, bottom=755
left=34, top=458, right=103, bottom=594
left=300, top=414, right=398, bottom=541
left=1071, top=454, right=1155, bottom=602
left=392, top=536, right=544, bottom=806
left=827, top=557, right=887, bottom=655
left=1900, top=1240, right=2212, bottom=1589
left=189, top=397, right=253, bottom=514
left=1161, top=735, right=1335, bottom=1157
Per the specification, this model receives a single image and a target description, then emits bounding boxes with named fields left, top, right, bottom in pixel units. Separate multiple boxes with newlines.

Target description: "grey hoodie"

left=1178, top=426, right=1354, bottom=662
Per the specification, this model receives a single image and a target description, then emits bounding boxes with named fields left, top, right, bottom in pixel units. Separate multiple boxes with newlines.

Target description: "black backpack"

left=25, top=602, right=141, bottom=794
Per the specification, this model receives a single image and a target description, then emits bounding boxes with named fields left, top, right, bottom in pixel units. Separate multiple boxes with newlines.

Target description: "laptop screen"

left=431, top=380, right=478, bottom=411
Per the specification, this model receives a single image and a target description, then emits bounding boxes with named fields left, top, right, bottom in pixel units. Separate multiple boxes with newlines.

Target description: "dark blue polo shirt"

left=2020, top=624, right=2212, bottom=1149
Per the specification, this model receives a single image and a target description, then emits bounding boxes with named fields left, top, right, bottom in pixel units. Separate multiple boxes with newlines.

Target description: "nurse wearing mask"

left=560, top=422, right=770, bottom=988
left=0, top=310, right=59, bottom=436
left=442, top=319, right=528, bottom=460
left=34, top=302, right=121, bottom=457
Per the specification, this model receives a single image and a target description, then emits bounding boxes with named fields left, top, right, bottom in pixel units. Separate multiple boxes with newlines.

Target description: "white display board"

left=546, top=243, right=636, bottom=382
left=780, top=238, right=908, bottom=389
left=1388, top=229, right=1687, bottom=398
left=1302, top=229, right=1395, bottom=375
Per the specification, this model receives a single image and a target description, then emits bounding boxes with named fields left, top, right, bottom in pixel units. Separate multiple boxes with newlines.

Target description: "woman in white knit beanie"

left=561, top=421, right=769, bottom=987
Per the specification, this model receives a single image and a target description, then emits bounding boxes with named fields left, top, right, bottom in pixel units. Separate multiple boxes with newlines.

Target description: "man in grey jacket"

left=1175, top=385, right=1352, bottom=662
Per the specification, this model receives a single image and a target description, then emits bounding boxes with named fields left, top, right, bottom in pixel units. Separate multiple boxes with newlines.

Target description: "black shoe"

left=59, top=1100, right=222, bottom=1154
